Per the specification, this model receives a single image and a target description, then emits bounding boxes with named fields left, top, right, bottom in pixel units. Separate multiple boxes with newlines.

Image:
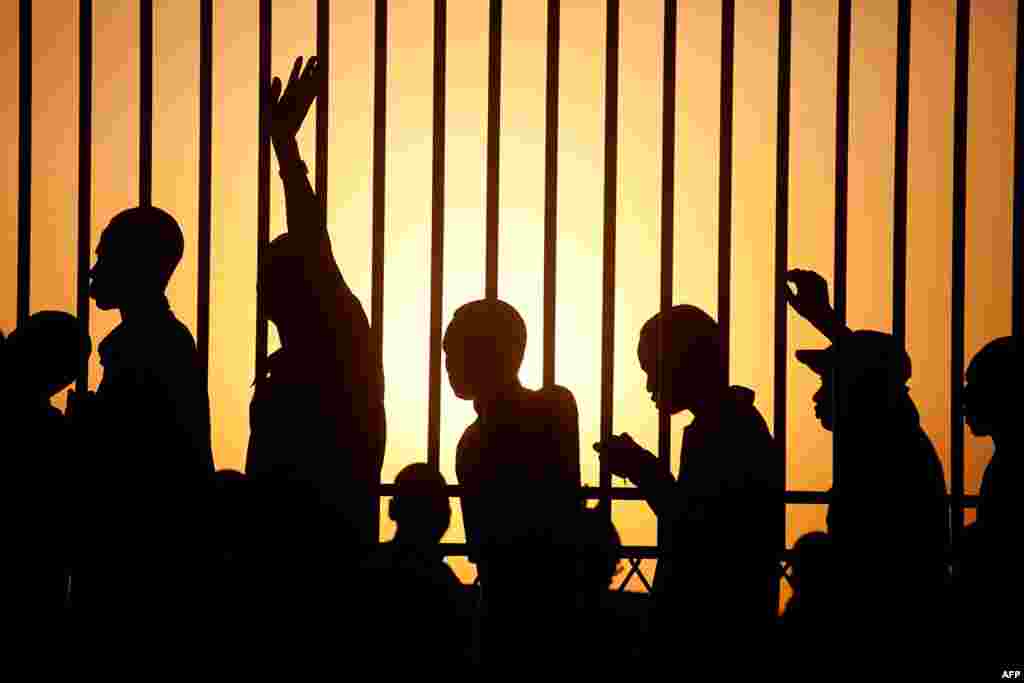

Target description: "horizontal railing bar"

left=372, top=483, right=977, bottom=508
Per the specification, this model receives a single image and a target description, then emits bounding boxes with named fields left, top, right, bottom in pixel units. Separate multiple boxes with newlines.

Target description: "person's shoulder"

left=136, top=311, right=198, bottom=361
left=536, top=384, right=580, bottom=420
left=727, top=386, right=771, bottom=438
left=455, top=419, right=483, bottom=473
left=361, top=542, right=397, bottom=573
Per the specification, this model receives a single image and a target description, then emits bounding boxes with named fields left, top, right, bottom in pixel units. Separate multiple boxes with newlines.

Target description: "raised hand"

left=268, top=56, right=322, bottom=146
left=786, top=268, right=843, bottom=336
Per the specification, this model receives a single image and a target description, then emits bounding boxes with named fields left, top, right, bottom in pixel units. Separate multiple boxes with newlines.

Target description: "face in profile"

left=811, top=378, right=835, bottom=432
left=962, top=365, right=990, bottom=437
left=443, top=334, right=474, bottom=400
left=638, top=333, right=691, bottom=414
left=89, top=235, right=128, bottom=310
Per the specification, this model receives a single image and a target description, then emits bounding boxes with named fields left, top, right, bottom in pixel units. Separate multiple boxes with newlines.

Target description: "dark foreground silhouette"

left=46, top=50, right=1018, bottom=671
left=595, top=304, right=784, bottom=664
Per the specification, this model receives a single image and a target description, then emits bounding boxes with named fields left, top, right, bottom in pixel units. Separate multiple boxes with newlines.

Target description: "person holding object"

left=593, top=304, right=782, bottom=664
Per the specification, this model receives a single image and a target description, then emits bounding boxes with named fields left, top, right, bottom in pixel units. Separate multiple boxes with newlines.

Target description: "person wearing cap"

left=959, top=336, right=1021, bottom=652
left=785, top=269, right=948, bottom=635
left=593, top=304, right=783, bottom=658
left=444, top=298, right=581, bottom=667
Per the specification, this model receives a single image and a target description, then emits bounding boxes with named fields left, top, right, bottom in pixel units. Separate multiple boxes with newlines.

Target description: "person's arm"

left=548, top=385, right=582, bottom=491
left=455, top=435, right=482, bottom=565
left=784, top=269, right=851, bottom=342
left=268, top=56, right=325, bottom=244
left=594, top=434, right=678, bottom=519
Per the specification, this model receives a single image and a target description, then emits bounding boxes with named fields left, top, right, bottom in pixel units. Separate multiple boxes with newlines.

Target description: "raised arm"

left=784, top=268, right=851, bottom=342
left=269, top=56, right=324, bottom=242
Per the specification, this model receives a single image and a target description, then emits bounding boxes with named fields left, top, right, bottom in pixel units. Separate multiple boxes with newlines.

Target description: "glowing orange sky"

left=1, top=0, right=1020, bottom=589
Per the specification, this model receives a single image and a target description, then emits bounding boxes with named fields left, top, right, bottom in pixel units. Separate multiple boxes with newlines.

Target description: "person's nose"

left=645, top=372, right=655, bottom=393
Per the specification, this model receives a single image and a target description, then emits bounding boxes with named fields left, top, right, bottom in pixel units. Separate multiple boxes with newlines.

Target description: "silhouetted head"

left=964, top=336, right=1018, bottom=439
left=257, top=234, right=318, bottom=341
left=797, top=330, right=911, bottom=431
left=389, top=463, right=451, bottom=544
left=637, top=305, right=724, bottom=414
left=789, top=531, right=834, bottom=595
left=6, top=311, right=90, bottom=399
left=443, top=299, right=526, bottom=400
left=576, top=504, right=622, bottom=596
left=90, top=207, right=184, bottom=310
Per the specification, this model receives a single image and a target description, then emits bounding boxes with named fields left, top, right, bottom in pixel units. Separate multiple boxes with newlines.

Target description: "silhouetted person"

left=779, top=531, right=836, bottom=629
left=594, top=305, right=783, bottom=661
left=960, top=336, right=1020, bottom=656
left=3, top=312, right=89, bottom=609
left=69, top=205, right=213, bottom=617
left=786, top=269, right=948, bottom=638
left=567, top=502, right=635, bottom=665
left=245, top=56, right=385, bottom=565
left=359, top=463, right=469, bottom=666
left=444, top=298, right=581, bottom=667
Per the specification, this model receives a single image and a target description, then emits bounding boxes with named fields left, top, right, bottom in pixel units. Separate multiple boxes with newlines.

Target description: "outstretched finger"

left=301, top=55, right=319, bottom=82
left=268, top=77, right=282, bottom=106
left=286, top=56, right=303, bottom=89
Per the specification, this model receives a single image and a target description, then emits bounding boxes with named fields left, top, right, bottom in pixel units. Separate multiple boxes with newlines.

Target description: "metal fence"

left=21, top=0, right=1021, bottom=593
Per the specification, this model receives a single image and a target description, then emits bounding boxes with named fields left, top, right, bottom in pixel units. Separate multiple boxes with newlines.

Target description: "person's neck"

left=473, top=378, right=523, bottom=418
left=392, top=530, right=441, bottom=555
left=119, top=293, right=167, bottom=322
left=689, top=382, right=731, bottom=424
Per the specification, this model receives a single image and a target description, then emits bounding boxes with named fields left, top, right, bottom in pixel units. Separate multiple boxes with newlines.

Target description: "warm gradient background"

left=2, top=1, right=1019, bottom=590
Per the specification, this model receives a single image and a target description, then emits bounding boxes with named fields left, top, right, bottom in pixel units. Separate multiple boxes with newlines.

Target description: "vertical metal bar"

left=255, top=0, right=271, bottom=381
left=316, top=0, right=329, bottom=228
left=833, top=0, right=850, bottom=325
left=951, top=0, right=971, bottom=547
left=600, top=0, right=620, bottom=510
left=832, top=0, right=852, bottom=487
left=893, top=0, right=911, bottom=347
left=774, top=0, right=792, bottom=566
left=140, top=0, right=153, bottom=207
left=658, top=0, right=677, bottom=543
left=543, top=0, right=560, bottom=389
left=428, top=0, right=447, bottom=468
left=17, top=0, right=31, bottom=326
left=372, top=0, right=387, bottom=371
left=1014, top=0, right=1023, bottom=340
left=197, top=0, right=213, bottom=380
left=78, top=0, right=93, bottom=391
left=718, top=0, right=735, bottom=378
left=485, top=0, right=502, bottom=300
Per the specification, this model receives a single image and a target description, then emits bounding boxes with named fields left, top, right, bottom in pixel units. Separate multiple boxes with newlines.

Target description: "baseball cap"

left=796, top=329, right=911, bottom=384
